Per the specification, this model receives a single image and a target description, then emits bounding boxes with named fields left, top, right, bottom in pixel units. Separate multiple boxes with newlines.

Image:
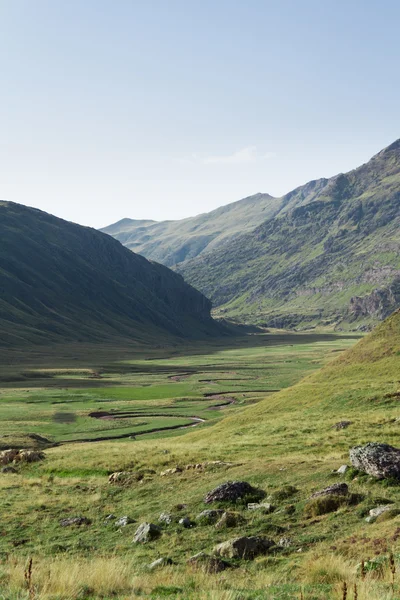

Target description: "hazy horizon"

left=1, top=0, right=399, bottom=228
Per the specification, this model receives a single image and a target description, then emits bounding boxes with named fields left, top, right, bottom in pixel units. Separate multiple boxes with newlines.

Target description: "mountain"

left=177, top=140, right=400, bottom=330
left=101, top=193, right=282, bottom=267
left=0, top=202, right=222, bottom=348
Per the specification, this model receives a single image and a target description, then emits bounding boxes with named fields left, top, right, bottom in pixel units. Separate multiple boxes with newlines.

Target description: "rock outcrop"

left=350, top=443, right=400, bottom=479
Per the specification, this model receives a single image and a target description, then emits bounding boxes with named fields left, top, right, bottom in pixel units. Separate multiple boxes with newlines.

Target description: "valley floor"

left=2, top=330, right=400, bottom=599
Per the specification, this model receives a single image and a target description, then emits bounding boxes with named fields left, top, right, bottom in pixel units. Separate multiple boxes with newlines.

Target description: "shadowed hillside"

left=0, top=202, right=223, bottom=347
left=178, top=140, right=400, bottom=330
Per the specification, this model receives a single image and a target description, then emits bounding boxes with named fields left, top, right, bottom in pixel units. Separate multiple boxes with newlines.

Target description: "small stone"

left=196, top=509, right=224, bottom=524
left=133, top=522, right=161, bottom=543
left=148, top=557, right=173, bottom=570
left=333, top=421, right=352, bottom=430
left=115, top=516, right=135, bottom=527
left=160, top=466, right=183, bottom=476
left=104, top=514, right=116, bottom=523
left=337, top=465, right=349, bottom=475
left=159, top=512, right=176, bottom=525
left=278, top=537, right=293, bottom=548
left=179, top=517, right=194, bottom=528
left=247, top=502, right=274, bottom=513
left=60, top=516, right=91, bottom=527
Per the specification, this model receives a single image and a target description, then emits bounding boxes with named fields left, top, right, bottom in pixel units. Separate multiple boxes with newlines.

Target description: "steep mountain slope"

left=0, top=202, right=222, bottom=348
left=178, top=140, right=400, bottom=330
left=101, top=193, right=282, bottom=267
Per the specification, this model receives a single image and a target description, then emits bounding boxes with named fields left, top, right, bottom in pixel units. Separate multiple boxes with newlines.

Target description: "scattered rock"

left=60, top=516, right=91, bottom=527
left=213, top=536, right=275, bottom=559
left=133, top=523, right=161, bottom=543
left=247, top=502, right=274, bottom=513
left=333, top=421, right=352, bottom=430
left=159, top=512, right=176, bottom=525
left=148, top=557, right=173, bottom=570
left=350, top=443, right=400, bottom=480
left=215, top=512, right=245, bottom=529
left=108, top=471, right=135, bottom=485
left=365, top=505, right=394, bottom=523
left=337, top=465, right=349, bottom=475
left=196, top=509, right=224, bottom=524
left=0, top=449, right=20, bottom=465
left=160, top=466, right=183, bottom=476
left=304, top=495, right=345, bottom=517
left=278, top=537, right=293, bottom=548
left=311, top=483, right=349, bottom=498
left=115, top=516, right=135, bottom=527
left=104, top=514, right=116, bottom=523
left=179, top=517, right=194, bottom=528
left=204, top=481, right=265, bottom=504
left=188, top=552, right=230, bottom=573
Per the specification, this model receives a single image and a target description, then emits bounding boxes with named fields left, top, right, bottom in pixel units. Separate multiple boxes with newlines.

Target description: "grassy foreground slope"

left=179, top=140, right=400, bottom=330
left=0, top=202, right=221, bottom=348
left=2, top=317, right=400, bottom=598
left=101, top=193, right=282, bottom=267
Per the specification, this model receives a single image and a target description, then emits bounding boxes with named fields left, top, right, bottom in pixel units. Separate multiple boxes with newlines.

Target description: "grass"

left=3, top=324, right=400, bottom=598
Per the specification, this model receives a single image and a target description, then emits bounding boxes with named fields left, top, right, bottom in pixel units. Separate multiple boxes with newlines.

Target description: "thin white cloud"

left=203, top=146, right=275, bottom=165
left=175, top=147, right=275, bottom=167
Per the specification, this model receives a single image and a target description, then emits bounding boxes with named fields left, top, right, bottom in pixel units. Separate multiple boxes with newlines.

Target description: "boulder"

left=187, top=552, right=230, bottom=573
left=350, top=443, right=400, bottom=479
left=196, top=509, right=224, bottom=524
left=215, top=512, right=245, bottom=529
left=148, top=557, right=173, bottom=570
left=365, top=505, right=393, bottom=523
left=204, top=481, right=264, bottom=504
left=60, top=516, right=91, bottom=527
left=133, top=523, right=161, bottom=543
left=115, top=516, right=135, bottom=527
left=213, top=536, right=275, bottom=559
left=311, top=483, right=348, bottom=498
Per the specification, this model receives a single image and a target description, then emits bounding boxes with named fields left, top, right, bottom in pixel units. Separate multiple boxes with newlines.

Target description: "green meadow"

left=3, top=326, right=400, bottom=599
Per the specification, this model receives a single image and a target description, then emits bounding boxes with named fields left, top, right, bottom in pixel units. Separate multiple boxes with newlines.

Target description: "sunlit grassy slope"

left=2, top=317, right=400, bottom=599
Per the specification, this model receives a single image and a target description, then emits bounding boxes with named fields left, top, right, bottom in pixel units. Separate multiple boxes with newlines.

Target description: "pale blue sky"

left=0, top=0, right=399, bottom=227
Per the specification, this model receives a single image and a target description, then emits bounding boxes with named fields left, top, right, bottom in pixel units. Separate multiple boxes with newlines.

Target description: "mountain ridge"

left=0, top=201, right=222, bottom=348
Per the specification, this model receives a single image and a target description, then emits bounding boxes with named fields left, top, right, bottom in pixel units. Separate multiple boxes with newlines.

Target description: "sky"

left=0, top=0, right=399, bottom=228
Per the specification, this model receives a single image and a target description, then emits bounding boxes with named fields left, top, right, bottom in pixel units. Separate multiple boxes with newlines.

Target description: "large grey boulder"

left=350, top=443, right=400, bottom=479
left=204, top=481, right=264, bottom=504
left=213, top=536, right=275, bottom=559
left=133, top=523, right=161, bottom=543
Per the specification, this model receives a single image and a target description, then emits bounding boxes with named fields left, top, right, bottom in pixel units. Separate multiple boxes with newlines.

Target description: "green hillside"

left=0, top=202, right=222, bottom=347
left=101, top=192, right=282, bottom=266
left=178, top=140, right=400, bottom=330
